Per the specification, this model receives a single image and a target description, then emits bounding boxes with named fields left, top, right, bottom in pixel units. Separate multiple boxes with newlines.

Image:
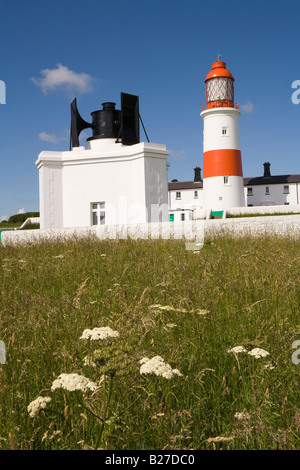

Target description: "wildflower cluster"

left=51, top=373, right=98, bottom=392
left=80, top=327, right=120, bottom=341
left=140, top=356, right=183, bottom=379
left=227, top=345, right=276, bottom=370
left=27, top=396, right=52, bottom=418
left=248, top=348, right=270, bottom=359
left=227, top=346, right=270, bottom=359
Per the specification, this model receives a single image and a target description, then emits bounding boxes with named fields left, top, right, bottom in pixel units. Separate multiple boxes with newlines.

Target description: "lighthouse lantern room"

left=201, top=58, right=245, bottom=215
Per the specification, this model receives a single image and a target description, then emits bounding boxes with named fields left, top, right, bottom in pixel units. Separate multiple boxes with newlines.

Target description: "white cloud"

left=240, top=101, right=254, bottom=113
left=31, top=64, right=95, bottom=95
left=39, top=131, right=67, bottom=143
left=0, top=214, right=9, bottom=222
left=169, top=149, right=186, bottom=161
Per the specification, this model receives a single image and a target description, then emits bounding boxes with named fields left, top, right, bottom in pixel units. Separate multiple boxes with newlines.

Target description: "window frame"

left=283, top=185, right=290, bottom=194
left=91, top=202, right=106, bottom=226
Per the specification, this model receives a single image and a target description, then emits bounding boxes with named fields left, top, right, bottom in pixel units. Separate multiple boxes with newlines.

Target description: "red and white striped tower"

left=201, top=58, right=245, bottom=215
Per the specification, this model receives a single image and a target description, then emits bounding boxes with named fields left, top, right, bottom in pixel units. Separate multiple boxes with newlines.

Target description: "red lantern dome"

left=205, top=60, right=235, bottom=109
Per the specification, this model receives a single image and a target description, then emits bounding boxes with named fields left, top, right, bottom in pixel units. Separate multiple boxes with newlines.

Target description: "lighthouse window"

left=222, top=128, right=227, bottom=135
left=91, top=202, right=106, bottom=226
left=224, top=176, right=229, bottom=185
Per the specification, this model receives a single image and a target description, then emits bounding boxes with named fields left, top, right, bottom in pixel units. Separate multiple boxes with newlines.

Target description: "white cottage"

left=168, top=163, right=300, bottom=219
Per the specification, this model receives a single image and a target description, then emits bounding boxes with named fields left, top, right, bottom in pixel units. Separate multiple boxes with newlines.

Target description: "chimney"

left=263, top=162, right=271, bottom=178
left=194, top=166, right=202, bottom=182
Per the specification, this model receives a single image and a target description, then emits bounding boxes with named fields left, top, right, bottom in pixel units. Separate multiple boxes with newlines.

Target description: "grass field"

left=0, top=234, right=299, bottom=450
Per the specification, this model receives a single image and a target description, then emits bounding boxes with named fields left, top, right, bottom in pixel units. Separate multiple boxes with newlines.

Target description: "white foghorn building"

left=36, top=95, right=170, bottom=229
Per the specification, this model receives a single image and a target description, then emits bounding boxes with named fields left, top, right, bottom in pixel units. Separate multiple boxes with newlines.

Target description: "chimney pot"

left=194, top=166, right=202, bottom=182
left=263, top=162, right=271, bottom=178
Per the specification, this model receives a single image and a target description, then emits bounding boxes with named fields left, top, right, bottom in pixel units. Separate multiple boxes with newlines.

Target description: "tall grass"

left=0, top=234, right=299, bottom=450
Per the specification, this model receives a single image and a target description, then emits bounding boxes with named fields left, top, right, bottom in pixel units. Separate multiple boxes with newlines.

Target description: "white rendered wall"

left=2, top=215, right=300, bottom=246
left=36, top=140, right=169, bottom=229
left=244, top=183, right=300, bottom=206
left=169, top=185, right=299, bottom=212
left=169, top=189, right=204, bottom=212
left=226, top=204, right=300, bottom=216
left=204, top=175, right=245, bottom=211
left=38, top=162, right=63, bottom=229
left=144, top=156, right=169, bottom=222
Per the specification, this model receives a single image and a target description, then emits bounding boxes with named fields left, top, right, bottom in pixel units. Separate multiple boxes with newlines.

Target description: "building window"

left=176, top=191, right=181, bottom=199
left=248, top=204, right=253, bottom=207
left=247, top=187, right=253, bottom=196
left=265, top=186, right=270, bottom=195
left=283, top=185, right=289, bottom=194
left=221, top=127, right=228, bottom=136
left=224, top=176, right=229, bottom=184
left=194, top=190, right=198, bottom=198
left=284, top=202, right=290, bottom=205
left=91, top=202, right=105, bottom=226
left=181, top=213, right=185, bottom=221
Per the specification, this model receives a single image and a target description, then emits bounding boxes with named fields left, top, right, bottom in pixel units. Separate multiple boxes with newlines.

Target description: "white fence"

left=0, top=220, right=205, bottom=246
left=1, top=214, right=300, bottom=246
left=225, top=204, right=300, bottom=216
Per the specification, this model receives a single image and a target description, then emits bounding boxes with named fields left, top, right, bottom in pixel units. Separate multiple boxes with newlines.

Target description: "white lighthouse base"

left=203, top=175, right=245, bottom=213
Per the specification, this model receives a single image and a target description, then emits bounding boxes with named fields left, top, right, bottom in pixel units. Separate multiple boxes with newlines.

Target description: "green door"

left=211, top=211, right=223, bottom=219
left=169, top=214, right=174, bottom=222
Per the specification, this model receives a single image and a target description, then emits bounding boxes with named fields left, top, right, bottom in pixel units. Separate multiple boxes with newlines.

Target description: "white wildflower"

left=139, top=356, right=183, bottom=379
left=51, top=373, right=98, bottom=392
left=248, top=348, right=269, bottom=359
left=28, top=396, right=52, bottom=418
left=227, top=346, right=247, bottom=354
left=80, top=327, right=119, bottom=341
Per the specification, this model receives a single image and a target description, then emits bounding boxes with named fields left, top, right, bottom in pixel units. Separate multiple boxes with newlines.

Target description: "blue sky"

left=0, top=0, right=300, bottom=219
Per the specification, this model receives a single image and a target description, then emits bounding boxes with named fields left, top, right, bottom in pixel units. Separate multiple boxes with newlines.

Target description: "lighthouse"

left=201, top=58, right=245, bottom=216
